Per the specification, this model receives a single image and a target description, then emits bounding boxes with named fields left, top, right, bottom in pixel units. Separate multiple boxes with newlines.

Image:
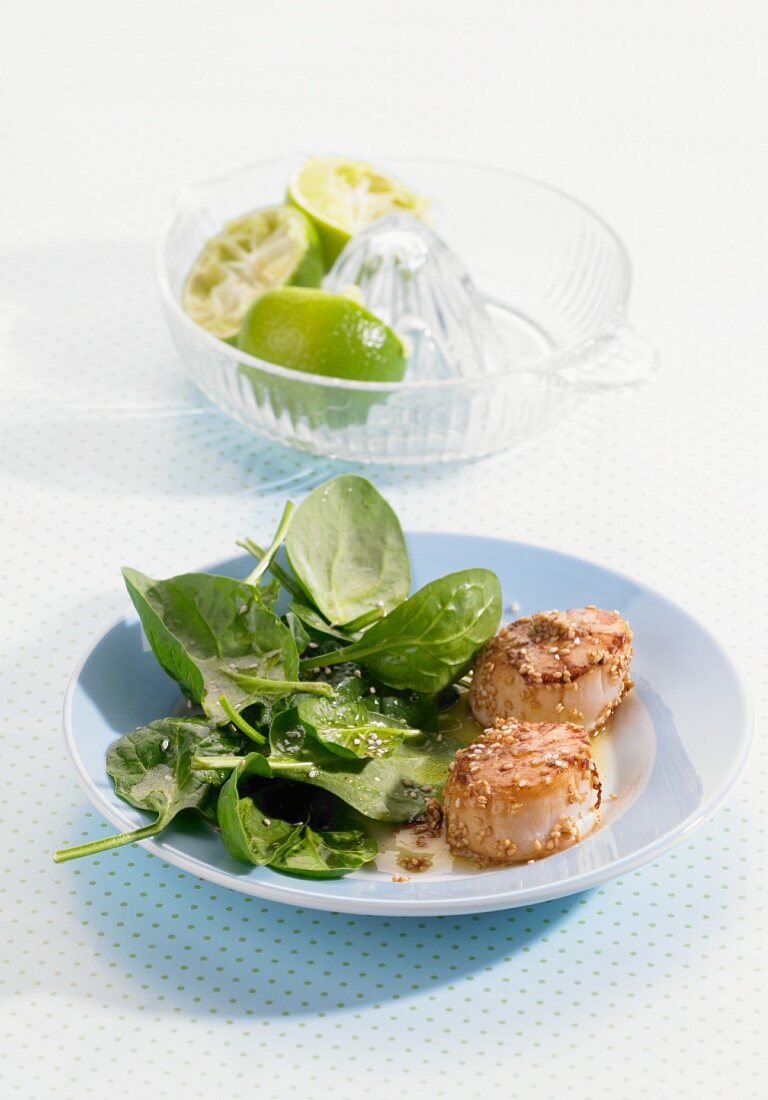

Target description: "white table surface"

left=1, top=2, right=765, bottom=1096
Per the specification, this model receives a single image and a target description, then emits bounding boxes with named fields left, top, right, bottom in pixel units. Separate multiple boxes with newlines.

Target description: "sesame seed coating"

left=444, top=718, right=602, bottom=864
left=469, top=607, right=633, bottom=732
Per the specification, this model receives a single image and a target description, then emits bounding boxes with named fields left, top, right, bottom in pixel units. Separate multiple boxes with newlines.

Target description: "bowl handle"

left=555, top=326, right=658, bottom=391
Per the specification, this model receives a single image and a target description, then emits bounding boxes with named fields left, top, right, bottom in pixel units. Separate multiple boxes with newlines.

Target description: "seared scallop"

left=469, top=607, right=633, bottom=733
left=444, top=719, right=601, bottom=863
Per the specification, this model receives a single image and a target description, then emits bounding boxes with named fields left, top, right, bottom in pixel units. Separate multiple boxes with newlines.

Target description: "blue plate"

left=63, top=533, right=752, bottom=916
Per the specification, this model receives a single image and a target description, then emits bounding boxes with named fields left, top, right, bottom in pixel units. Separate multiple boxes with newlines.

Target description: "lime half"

left=237, top=287, right=406, bottom=383
left=287, top=157, right=428, bottom=267
left=182, top=205, right=323, bottom=341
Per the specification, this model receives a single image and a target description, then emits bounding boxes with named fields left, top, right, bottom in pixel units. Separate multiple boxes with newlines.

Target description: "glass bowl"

left=157, top=155, right=656, bottom=464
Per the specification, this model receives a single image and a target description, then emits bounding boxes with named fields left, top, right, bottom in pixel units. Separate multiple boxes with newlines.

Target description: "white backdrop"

left=1, top=2, right=765, bottom=1097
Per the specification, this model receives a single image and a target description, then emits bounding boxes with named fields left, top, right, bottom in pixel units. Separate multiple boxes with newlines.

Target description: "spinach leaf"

left=285, top=474, right=410, bottom=627
left=285, top=609, right=310, bottom=656
left=372, top=687, right=439, bottom=733
left=53, top=718, right=239, bottom=863
left=268, top=708, right=458, bottom=822
left=296, top=693, right=418, bottom=760
left=292, top=660, right=435, bottom=748
left=301, top=568, right=502, bottom=693
left=257, top=577, right=281, bottom=610
left=106, top=718, right=240, bottom=821
left=217, top=753, right=301, bottom=865
left=345, top=670, right=439, bottom=733
left=122, top=568, right=300, bottom=722
left=288, top=602, right=357, bottom=643
left=272, top=817, right=377, bottom=879
left=218, top=767, right=377, bottom=878
left=303, top=663, right=440, bottom=736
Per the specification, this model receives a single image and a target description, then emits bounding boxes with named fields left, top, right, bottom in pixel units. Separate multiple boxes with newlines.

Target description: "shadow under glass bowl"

left=157, top=155, right=656, bottom=464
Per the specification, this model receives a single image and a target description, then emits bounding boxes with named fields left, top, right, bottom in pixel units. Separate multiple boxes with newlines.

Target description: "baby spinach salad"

left=54, top=474, right=502, bottom=879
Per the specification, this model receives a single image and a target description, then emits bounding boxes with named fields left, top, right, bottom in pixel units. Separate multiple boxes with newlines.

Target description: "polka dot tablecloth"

left=1, top=2, right=765, bottom=1096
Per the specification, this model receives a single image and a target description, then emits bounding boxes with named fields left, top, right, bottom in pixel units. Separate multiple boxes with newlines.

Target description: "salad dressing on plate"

left=372, top=690, right=482, bottom=876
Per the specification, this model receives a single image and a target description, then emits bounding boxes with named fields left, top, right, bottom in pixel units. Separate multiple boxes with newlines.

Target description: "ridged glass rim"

left=156, top=153, right=634, bottom=393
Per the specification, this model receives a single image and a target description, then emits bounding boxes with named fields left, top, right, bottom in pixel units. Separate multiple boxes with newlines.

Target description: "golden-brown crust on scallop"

left=477, top=607, right=632, bottom=687
left=444, top=719, right=602, bottom=864
left=468, top=606, right=634, bottom=733
left=447, top=719, right=601, bottom=807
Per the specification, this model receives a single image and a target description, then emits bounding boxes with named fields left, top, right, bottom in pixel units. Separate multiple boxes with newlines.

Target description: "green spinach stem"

left=192, top=755, right=244, bottom=770
left=225, top=669, right=335, bottom=698
left=53, top=821, right=163, bottom=863
left=191, top=756, right=313, bottom=774
left=300, top=647, right=350, bottom=672
left=218, top=693, right=266, bottom=745
left=342, top=605, right=386, bottom=632
left=243, top=500, right=295, bottom=586
left=238, top=543, right=303, bottom=603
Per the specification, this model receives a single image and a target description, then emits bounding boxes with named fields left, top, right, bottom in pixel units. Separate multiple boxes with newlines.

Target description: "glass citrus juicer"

left=158, top=156, right=656, bottom=465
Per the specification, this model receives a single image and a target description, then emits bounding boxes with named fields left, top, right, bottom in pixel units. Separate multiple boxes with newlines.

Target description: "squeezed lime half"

left=287, top=157, right=428, bottom=268
left=183, top=205, right=323, bottom=341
